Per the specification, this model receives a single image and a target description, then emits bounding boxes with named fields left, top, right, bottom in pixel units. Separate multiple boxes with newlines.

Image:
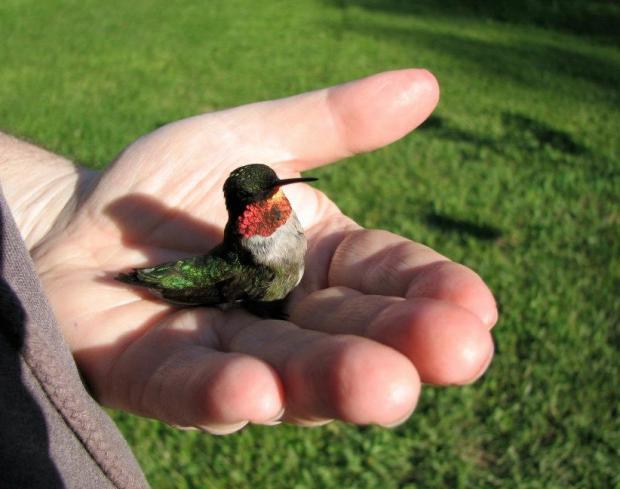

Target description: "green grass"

left=2, top=0, right=619, bottom=487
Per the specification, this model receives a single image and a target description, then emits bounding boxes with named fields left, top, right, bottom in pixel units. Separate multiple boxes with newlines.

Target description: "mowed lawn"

left=1, top=1, right=619, bottom=487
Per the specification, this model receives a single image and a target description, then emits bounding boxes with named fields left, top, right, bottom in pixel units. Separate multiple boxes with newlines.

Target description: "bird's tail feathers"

left=115, top=269, right=151, bottom=287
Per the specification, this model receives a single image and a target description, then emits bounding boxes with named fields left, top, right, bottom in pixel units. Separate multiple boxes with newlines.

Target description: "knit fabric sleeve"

left=0, top=184, right=149, bottom=489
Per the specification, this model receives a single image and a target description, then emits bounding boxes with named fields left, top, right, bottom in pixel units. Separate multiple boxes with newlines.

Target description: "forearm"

left=0, top=132, right=95, bottom=250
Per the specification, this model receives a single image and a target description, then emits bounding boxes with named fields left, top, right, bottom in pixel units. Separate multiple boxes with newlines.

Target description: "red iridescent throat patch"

left=237, top=189, right=292, bottom=238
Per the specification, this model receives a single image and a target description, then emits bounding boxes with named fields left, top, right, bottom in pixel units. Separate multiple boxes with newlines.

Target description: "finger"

left=290, top=287, right=495, bottom=385
left=214, top=310, right=420, bottom=427
left=325, top=229, right=498, bottom=327
left=184, top=68, right=439, bottom=170
left=92, top=309, right=284, bottom=434
left=278, top=68, right=439, bottom=169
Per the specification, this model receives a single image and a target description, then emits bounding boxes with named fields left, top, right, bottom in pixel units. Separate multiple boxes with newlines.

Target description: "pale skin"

left=1, top=69, right=497, bottom=434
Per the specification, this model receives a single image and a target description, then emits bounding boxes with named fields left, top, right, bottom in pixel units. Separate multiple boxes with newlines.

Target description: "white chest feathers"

left=241, top=213, right=307, bottom=276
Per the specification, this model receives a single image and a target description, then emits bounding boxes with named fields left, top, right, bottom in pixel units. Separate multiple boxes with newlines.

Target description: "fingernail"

left=259, top=407, right=286, bottom=426
left=172, top=424, right=199, bottom=432
left=195, top=420, right=249, bottom=435
left=482, top=306, right=499, bottom=329
left=381, top=408, right=415, bottom=429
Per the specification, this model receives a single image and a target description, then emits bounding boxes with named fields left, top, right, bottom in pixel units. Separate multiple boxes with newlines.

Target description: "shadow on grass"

left=332, top=0, right=620, bottom=44
left=417, top=115, right=495, bottom=147
left=500, top=113, right=588, bottom=156
left=419, top=112, right=588, bottom=159
left=424, top=212, right=502, bottom=241
left=324, top=2, right=620, bottom=96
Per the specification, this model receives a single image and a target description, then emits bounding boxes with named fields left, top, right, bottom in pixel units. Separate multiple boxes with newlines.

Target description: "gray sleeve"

left=0, top=185, right=149, bottom=489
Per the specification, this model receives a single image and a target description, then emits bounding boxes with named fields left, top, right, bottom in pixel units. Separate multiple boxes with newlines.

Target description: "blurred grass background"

left=1, top=0, right=619, bottom=487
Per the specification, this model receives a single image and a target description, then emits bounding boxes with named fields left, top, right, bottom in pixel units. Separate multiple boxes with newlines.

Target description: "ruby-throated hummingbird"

left=116, top=163, right=317, bottom=318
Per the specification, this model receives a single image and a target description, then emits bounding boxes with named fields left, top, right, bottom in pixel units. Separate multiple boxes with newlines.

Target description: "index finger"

left=304, top=227, right=498, bottom=328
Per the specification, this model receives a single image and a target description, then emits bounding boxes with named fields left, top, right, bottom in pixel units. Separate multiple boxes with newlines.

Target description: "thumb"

left=188, top=68, right=440, bottom=172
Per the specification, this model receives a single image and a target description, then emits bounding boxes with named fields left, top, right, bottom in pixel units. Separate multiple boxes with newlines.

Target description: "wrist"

left=0, top=132, right=97, bottom=249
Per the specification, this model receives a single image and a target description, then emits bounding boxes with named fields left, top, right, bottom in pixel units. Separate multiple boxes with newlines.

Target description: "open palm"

left=33, top=70, right=497, bottom=434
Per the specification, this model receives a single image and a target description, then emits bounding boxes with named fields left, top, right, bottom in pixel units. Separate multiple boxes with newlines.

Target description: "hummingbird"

left=116, top=163, right=317, bottom=319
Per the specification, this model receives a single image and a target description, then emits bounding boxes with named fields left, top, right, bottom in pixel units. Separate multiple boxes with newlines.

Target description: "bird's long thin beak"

left=273, top=176, right=318, bottom=188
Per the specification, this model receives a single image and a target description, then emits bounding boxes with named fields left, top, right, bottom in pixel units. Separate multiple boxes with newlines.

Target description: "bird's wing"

left=116, top=248, right=274, bottom=306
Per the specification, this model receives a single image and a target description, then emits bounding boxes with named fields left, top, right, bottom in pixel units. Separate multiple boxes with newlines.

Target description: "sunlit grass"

left=1, top=0, right=618, bottom=487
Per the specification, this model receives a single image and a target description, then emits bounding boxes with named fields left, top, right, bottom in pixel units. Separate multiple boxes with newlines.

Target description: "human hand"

left=32, top=69, right=497, bottom=433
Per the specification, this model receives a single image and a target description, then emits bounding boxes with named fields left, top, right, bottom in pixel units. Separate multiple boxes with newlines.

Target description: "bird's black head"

left=223, top=163, right=317, bottom=215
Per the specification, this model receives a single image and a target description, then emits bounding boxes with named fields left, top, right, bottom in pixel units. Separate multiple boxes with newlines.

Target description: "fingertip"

left=417, top=68, right=440, bottom=103
left=370, top=299, right=495, bottom=386
left=440, top=322, right=494, bottom=385
left=198, top=354, right=284, bottom=425
left=327, top=68, right=441, bottom=157
left=423, top=320, right=493, bottom=385
left=393, top=68, right=440, bottom=125
left=326, top=337, right=421, bottom=426
left=406, top=261, right=499, bottom=329
left=375, top=68, right=439, bottom=145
